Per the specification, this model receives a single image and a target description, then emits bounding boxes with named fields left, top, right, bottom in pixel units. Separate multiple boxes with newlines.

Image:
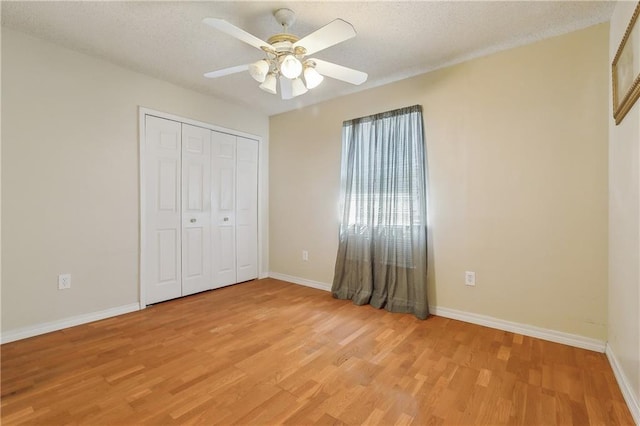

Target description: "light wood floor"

left=1, top=278, right=634, bottom=425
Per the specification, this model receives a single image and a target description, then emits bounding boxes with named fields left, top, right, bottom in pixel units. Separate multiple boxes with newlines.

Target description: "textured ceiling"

left=1, top=1, right=614, bottom=116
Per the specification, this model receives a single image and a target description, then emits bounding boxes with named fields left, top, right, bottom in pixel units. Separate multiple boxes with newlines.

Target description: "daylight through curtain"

left=331, top=105, right=429, bottom=319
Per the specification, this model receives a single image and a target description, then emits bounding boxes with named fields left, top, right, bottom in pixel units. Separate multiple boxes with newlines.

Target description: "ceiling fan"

left=202, top=8, right=368, bottom=100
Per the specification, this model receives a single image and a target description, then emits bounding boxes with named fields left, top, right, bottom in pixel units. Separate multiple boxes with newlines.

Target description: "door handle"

left=190, top=218, right=196, bottom=223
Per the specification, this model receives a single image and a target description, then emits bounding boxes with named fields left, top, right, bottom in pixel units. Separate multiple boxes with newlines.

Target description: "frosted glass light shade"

left=280, top=55, right=303, bottom=79
left=291, top=78, right=308, bottom=97
left=249, top=60, right=269, bottom=83
left=303, top=66, right=324, bottom=89
left=259, top=73, right=277, bottom=94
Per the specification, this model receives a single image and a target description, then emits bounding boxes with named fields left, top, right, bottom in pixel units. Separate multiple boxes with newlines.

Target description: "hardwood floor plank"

left=1, top=279, right=634, bottom=425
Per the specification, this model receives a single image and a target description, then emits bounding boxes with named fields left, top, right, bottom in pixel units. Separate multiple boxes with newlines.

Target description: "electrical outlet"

left=465, top=271, right=476, bottom=286
left=302, top=250, right=309, bottom=261
left=58, top=274, right=71, bottom=290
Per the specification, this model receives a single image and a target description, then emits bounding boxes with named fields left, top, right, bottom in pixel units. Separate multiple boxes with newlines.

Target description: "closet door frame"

left=139, top=107, right=264, bottom=307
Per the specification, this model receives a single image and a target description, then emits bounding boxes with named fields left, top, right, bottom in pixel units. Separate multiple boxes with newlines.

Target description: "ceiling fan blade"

left=203, top=64, right=249, bottom=79
left=203, top=18, right=270, bottom=51
left=293, top=19, right=356, bottom=56
left=280, top=77, right=293, bottom=100
left=312, top=59, right=368, bottom=85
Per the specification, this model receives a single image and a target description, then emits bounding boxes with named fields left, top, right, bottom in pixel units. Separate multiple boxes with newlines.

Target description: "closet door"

left=181, top=124, right=212, bottom=296
left=236, top=137, right=259, bottom=282
left=211, top=131, right=237, bottom=287
left=144, top=116, right=182, bottom=304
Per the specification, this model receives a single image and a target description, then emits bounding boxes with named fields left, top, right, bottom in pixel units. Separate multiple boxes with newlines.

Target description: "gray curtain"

left=331, top=105, right=429, bottom=319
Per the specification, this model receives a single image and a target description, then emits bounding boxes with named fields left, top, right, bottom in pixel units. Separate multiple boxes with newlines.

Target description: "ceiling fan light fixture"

left=259, top=72, right=277, bottom=94
left=279, top=54, right=303, bottom=79
left=291, top=77, right=308, bottom=97
left=249, top=59, right=270, bottom=82
left=303, top=65, right=324, bottom=89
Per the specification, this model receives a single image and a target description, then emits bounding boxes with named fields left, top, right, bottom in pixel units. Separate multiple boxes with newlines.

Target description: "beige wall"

left=608, top=1, right=640, bottom=418
left=270, top=23, right=609, bottom=340
left=1, top=28, right=269, bottom=332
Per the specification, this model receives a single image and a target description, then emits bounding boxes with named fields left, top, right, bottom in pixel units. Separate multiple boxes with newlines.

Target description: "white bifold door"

left=181, top=124, right=212, bottom=296
left=211, top=131, right=259, bottom=288
left=144, top=115, right=258, bottom=305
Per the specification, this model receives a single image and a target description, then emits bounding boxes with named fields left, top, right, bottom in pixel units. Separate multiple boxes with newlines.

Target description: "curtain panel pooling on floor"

left=332, top=105, right=429, bottom=319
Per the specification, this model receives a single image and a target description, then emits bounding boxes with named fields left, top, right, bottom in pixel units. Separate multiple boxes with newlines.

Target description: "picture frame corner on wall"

left=612, top=0, right=640, bottom=125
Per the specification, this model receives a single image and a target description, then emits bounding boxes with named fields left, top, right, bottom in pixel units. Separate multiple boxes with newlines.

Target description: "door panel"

left=181, top=124, right=212, bottom=296
left=212, top=131, right=237, bottom=287
left=158, top=160, right=179, bottom=211
left=219, top=168, right=234, bottom=211
left=217, top=226, right=235, bottom=279
left=158, top=229, right=178, bottom=282
left=186, top=164, right=203, bottom=210
left=235, top=137, right=259, bottom=282
left=184, top=227, right=203, bottom=277
left=145, top=116, right=182, bottom=304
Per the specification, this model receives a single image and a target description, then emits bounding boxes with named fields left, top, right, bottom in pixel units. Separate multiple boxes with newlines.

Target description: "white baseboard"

left=606, top=344, right=640, bottom=424
left=1, top=303, right=141, bottom=344
left=268, top=272, right=332, bottom=292
left=430, top=305, right=606, bottom=352
left=268, top=272, right=606, bottom=353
